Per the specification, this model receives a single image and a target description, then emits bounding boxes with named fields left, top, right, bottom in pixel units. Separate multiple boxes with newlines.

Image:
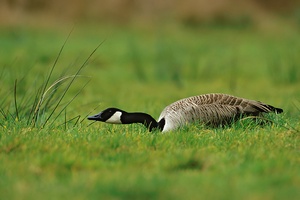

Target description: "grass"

left=0, top=23, right=300, bottom=200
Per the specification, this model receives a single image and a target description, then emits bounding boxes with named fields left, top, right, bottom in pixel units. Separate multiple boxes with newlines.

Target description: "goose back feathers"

left=88, top=93, right=283, bottom=132
left=158, top=93, right=282, bottom=132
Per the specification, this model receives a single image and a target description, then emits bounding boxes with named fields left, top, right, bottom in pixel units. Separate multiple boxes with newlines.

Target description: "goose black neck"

left=121, top=112, right=164, bottom=132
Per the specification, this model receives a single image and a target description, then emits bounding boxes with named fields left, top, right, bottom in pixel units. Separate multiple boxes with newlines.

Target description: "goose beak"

left=87, top=112, right=103, bottom=121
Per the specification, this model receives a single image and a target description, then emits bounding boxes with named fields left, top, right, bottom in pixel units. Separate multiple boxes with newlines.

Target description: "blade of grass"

left=292, top=101, right=300, bottom=112
left=27, top=86, right=43, bottom=125
left=81, top=104, right=102, bottom=124
left=40, top=75, right=86, bottom=112
left=42, top=65, right=80, bottom=113
left=64, top=108, right=67, bottom=130
left=0, top=107, right=7, bottom=120
left=42, top=40, right=105, bottom=128
left=73, top=115, right=81, bottom=127
left=31, top=29, right=73, bottom=127
left=14, top=79, right=19, bottom=120
left=87, top=121, right=97, bottom=127
left=47, top=78, right=91, bottom=128
left=41, top=28, right=74, bottom=101
left=57, top=115, right=81, bottom=128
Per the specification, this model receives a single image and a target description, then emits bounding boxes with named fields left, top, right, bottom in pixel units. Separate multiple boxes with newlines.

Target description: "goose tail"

left=266, top=104, right=283, bottom=114
left=249, top=101, right=283, bottom=114
left=272, top=106, right=283, bottom=114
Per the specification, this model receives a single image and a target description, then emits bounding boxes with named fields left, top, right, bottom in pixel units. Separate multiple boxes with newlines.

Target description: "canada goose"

left=88, top=93, right=283, bottom=132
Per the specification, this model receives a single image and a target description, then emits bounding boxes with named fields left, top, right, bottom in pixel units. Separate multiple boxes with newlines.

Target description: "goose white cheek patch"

left=106, top=111, right=122, bottom=124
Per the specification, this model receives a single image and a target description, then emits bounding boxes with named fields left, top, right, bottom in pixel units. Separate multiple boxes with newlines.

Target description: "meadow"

left=0, top=23, right=299, bottom=199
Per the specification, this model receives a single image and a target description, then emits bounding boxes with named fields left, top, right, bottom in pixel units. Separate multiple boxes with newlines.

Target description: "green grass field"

left=0, top=23, right=299, bottom=199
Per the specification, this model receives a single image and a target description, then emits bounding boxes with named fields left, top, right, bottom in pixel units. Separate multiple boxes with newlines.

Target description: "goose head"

left=88, top=108, right=125, bottom=124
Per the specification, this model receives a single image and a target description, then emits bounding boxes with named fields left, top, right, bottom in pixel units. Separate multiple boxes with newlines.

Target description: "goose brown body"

left=158, top=93, right=283, bottom=132
left=88, top=93, right=283, bottom=132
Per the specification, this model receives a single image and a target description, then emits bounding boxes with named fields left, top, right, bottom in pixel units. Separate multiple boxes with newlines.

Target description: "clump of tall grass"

left=0, top=34, right=104, bottom=130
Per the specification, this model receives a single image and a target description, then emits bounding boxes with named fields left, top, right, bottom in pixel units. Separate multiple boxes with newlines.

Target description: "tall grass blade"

left=73, top=115, right=81, bottom=127
left=42, top=40, right=105, bottom=128
left=87, top=121, right=97, bottom=127
left=31, top=29, right=73, bottom=127
left=64, top=108, right=67, bottom=130
left=41, top=29, right=73, bottom=100
left=0, top=108, right=7, bottom=120
left=57, top=115, right=81, bottom=128
left=27, top=86, right=43, bottom=126
left=48, top=78, right=91, bottom=128
left=81, top=104, right=102, bottom=124
left=13, top=79, right=19, bottom=120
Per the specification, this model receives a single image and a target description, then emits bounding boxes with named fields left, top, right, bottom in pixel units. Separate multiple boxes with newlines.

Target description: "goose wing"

left=158, top=93, right=281, bottom=129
